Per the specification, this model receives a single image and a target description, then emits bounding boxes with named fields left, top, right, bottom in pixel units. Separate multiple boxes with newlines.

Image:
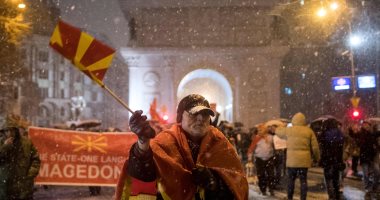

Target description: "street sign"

left=350, top=97, right=360, bottom=108
left=331, top=76, right=351, bottom=91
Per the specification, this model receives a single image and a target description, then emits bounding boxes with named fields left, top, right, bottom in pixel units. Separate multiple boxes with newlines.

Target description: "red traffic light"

left=352, top=109, right=360, bottom=118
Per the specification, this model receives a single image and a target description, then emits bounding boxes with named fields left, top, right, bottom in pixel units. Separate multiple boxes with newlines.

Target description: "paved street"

left=33, top=167, right=371, bottom=200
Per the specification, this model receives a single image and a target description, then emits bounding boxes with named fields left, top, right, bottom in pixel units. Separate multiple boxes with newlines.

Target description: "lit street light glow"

left=18, top=3, right=26, bottom=9
left=349, top=35, right=362, bottom=47
left=330, top=2, right=339, bottom=10
left=316, top=7, right=327, bottom=17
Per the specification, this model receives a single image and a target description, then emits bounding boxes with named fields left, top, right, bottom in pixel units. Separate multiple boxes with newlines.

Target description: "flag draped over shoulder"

left=49, top=20, right=115, bottom=86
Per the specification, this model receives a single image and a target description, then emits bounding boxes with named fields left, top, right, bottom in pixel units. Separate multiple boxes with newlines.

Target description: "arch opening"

left=177, top=69, right=233, bottom=122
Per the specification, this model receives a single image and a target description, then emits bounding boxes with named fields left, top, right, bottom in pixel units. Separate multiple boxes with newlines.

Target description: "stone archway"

left=177, top=69, right=233, bottom=122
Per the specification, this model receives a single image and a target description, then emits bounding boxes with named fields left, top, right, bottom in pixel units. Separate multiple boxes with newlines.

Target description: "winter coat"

left=0, top=134, right=13, bottom=199
left=0, top=131, right=40, bottom=200
left=275, top=113, right=320, bottom=168
left=348, top=128, right=361, bottom=157
left=351, top=128, right=376, bottom=164
left=318, top=128, right=344, bottom=168
left=116, top=124, right=248, bottom=200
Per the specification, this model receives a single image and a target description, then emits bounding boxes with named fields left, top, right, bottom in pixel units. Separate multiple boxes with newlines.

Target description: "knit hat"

left=176, top=94, right=215, bottom=123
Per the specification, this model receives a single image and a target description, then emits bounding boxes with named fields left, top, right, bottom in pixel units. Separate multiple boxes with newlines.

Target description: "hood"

left=291, top=112, right=306, bottom=126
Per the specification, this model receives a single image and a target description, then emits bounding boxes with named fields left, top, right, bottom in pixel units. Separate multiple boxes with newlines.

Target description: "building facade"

left=119, top=0, right=289, bottom=128
left=19, top=34, right=129, bottom=129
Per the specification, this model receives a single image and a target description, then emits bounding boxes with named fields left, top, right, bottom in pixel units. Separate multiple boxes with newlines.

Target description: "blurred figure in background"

left=353, top=121, right=376, bottom=193
left=0, top=114, right=40, bottom=200
left=348, top=123, right=361, bottom=177
left=247, top=124, right=275, bottom=196
left=318, top=119, right=345, bottom=200
left=268, top=124, right=287, bottom=188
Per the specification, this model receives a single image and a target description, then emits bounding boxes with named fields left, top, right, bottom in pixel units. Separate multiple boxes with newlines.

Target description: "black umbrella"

left=310, top=115, right=340, bottom=135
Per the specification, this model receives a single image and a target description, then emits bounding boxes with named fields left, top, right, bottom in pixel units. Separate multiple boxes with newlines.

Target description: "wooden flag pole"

left=102, top=85, right=134, bottom=114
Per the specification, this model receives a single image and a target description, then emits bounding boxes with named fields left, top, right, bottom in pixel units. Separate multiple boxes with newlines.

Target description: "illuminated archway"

left=177, top=69, right=233, bottom=122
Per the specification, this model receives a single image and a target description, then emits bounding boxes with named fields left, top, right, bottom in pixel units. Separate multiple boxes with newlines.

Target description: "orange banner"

left=29, top=127, right=137, bottom=186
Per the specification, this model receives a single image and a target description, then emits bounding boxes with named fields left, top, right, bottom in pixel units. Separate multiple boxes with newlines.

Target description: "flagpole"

left=102, top=85, right=134, bottom=114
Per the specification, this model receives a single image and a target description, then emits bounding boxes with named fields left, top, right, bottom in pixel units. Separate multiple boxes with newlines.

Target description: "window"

left=40, top=88, right=48, bottom=98
left=38, top=51, right=49, bottom=62
left=60, top=107, right=65, bottom=116
left=60, top=89, right=65, bottom=98
left=39, top=106, right=48, bottom=118
left=13, top=86, right=18, bottom=99
left=60, top=56, right=65, bottom=64
left=38, top=69, right=48, bottom=79
left=60, top=71, right=65, bottom=81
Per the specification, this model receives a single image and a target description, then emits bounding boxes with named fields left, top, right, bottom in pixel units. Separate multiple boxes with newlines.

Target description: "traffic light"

left=351, top=108, right=361, bottom=119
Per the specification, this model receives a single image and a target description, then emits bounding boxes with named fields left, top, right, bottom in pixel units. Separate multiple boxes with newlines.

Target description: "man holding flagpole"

left=48, top=21, right=247, bottom=199
left=116, top=94, right=248, bottom=200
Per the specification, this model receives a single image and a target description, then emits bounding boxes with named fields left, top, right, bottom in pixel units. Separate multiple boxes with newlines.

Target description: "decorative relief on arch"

left=143, top=71, right=160, bottom=87
left=248, top=70, right=266, bottom=87
left=125, top=56, right=141, bottom=66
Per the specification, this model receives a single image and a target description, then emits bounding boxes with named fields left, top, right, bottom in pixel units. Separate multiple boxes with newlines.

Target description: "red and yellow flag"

left=149, top=98, right=164, bottom=123
left=49, top=20, right=115, bottom=86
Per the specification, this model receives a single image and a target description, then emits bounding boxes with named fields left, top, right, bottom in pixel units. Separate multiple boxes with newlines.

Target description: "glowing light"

left=317, top=7, right=327, bottom=17
left=163, top=114, right=169, bottom=121
left=353, top=111, right=359, bottom=117
left=17, top=3, right=26, bottom=9
left=330, top=2, right=339, bottom=10
left=349, top=35, right=362, bottom=47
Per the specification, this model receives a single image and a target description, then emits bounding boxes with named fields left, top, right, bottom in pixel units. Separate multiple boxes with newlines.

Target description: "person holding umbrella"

left=318, top=118, right=345, bottom=200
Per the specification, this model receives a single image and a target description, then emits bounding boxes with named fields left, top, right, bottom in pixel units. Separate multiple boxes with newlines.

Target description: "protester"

left=116, top=94, right=248, bottom=200
left=275, top=112, right=320, bottom=200
left=247, top=124, right=275, bottom=196
left=0, top=114, right=41, bottom=200
left=372, top=123, right=380, bottom=193
left=318, top=118, right=345, bottom=200
left=348, top=123, right=361, bottom=176
left=351, top=121, right=376, bottom=193
left=268, top=124, right=287, bottom=188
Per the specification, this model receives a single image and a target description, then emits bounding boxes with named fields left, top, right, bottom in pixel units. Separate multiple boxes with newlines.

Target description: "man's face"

left=181, top=110, right=211, bottom=141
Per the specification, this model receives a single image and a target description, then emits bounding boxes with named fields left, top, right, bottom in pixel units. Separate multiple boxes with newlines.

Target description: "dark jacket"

left=319, top=128, right=344, bottom=168
left=0, top=130, right=40, bottom=200
left=350, top=128, right=376, bottom=164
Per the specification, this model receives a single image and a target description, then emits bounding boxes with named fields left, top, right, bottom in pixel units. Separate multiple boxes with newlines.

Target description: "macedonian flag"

left=49, top=20, right=115, bottom=86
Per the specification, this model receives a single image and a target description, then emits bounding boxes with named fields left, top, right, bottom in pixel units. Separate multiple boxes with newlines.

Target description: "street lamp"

left=330, top=2, right=339, bottom=10
left=315, top=2, right=359, bottom=98
left=17, top=3, right=26, bottom=9
left=316, top=7, right=327, bottom=18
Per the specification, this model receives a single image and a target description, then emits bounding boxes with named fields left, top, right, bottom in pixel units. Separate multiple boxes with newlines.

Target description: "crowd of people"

left=3, top=94, right=380, bottom=200
left=217, top=112, right=380, bottom=200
